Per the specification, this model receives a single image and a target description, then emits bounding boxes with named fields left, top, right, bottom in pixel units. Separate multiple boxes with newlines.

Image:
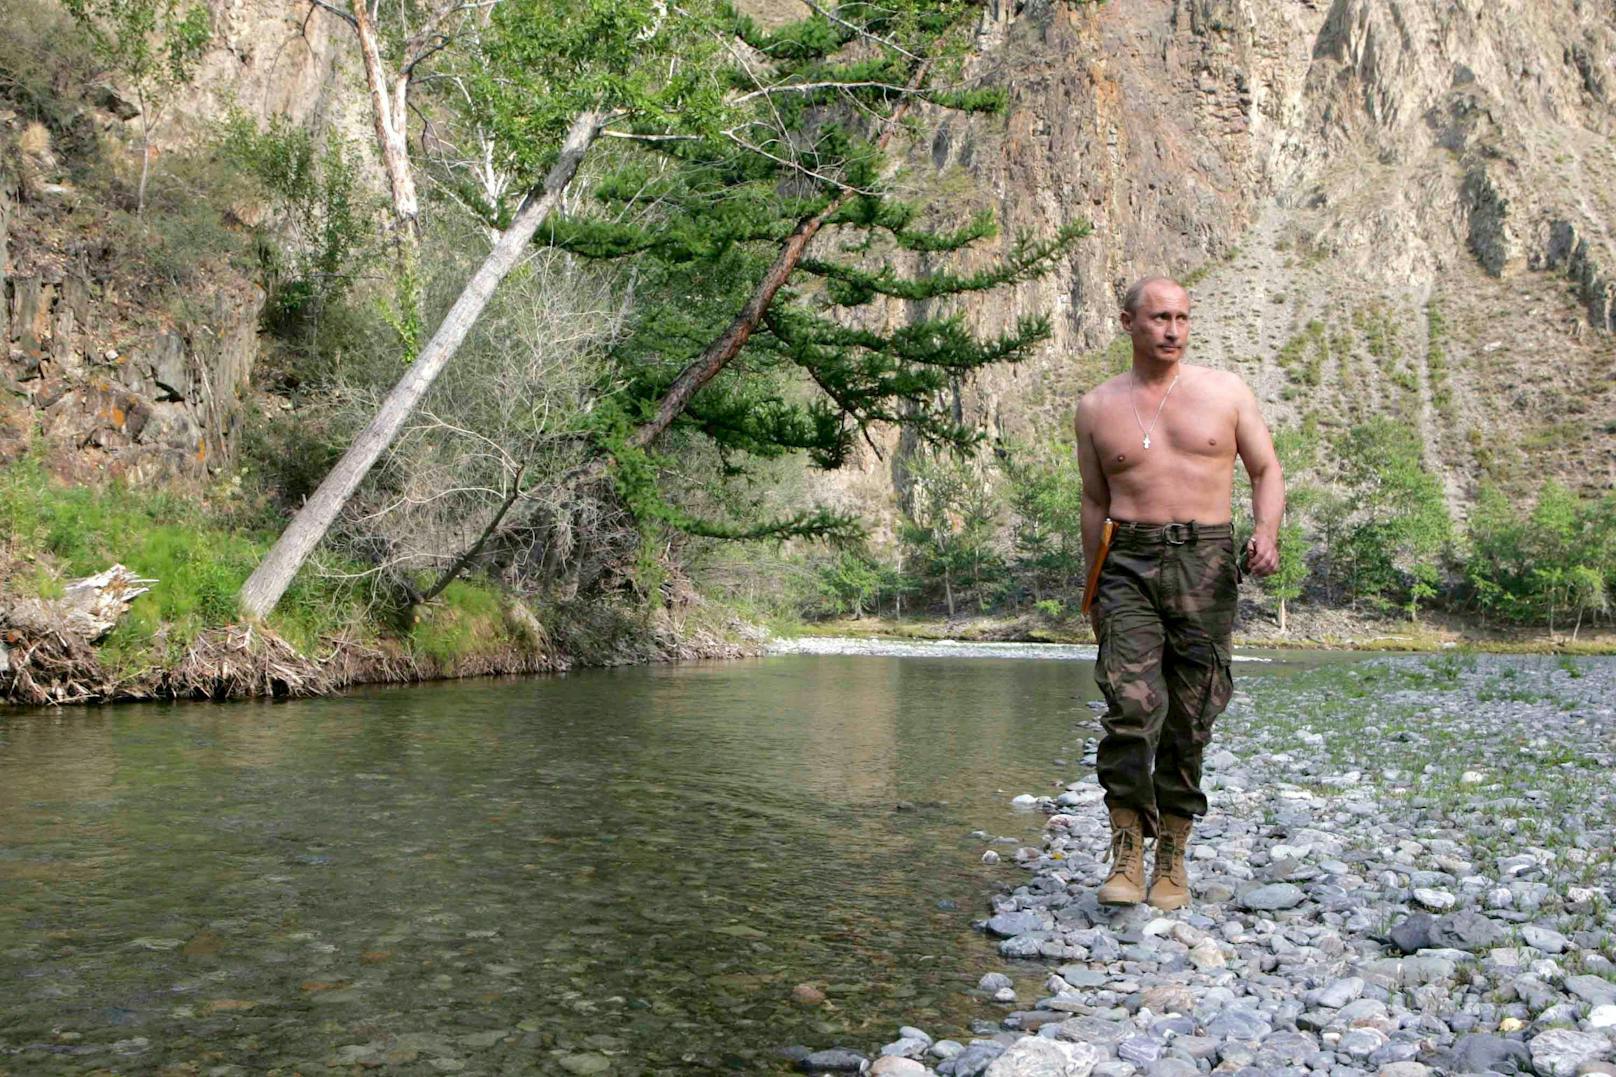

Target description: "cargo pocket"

left=1192, top=642, right=1233, bottom=745
left=1093, top=617, right=1120, bottom=716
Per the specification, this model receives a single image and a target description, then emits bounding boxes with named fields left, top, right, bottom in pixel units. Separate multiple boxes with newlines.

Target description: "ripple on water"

left=0, top=652, right=1321, bottom=1071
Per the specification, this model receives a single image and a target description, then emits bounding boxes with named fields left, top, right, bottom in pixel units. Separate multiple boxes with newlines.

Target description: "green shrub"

left=219, top=112, right=375, bottom=343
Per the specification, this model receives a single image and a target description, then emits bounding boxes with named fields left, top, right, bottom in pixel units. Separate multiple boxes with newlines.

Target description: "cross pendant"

left=1143, top=435, right=1152, bottom=449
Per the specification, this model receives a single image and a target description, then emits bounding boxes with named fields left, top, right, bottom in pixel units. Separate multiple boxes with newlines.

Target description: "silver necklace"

left=1130, top=370, right=1180, bottom=449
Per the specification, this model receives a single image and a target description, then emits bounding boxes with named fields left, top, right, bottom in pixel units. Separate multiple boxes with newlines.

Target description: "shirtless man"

left=1074, top=276, right=1284, bottom=909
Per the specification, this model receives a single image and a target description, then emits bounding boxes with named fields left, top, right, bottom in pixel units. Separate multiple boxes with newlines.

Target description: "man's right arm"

left=1074, top=396, right=1111, bottom=588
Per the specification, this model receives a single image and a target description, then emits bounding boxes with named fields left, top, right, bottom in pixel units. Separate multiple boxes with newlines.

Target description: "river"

left=0, top=646, right=1338, bottom=1074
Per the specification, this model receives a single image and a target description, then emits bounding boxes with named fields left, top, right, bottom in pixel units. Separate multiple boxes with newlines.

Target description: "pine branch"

left=800, top=221, right=1089, bottom=304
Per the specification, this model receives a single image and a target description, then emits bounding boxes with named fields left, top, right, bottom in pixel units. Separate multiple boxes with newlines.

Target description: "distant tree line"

left=806, top=416, right=1616, bottom=636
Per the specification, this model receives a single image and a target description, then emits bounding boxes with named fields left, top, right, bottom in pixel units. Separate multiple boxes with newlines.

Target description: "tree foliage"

left=1467, top=482, right=1616, bottom=634
left=1329, top=418, right=1451, bottom=613
left=220, top=113, right=373, bottom=342
left=500, top=0, right=1085, bottom=552
left=997, top=438, right=1084, bottom=602
left=64, top=0, right=210, bottom=210
left=900, top=452, right=1003, bottom=617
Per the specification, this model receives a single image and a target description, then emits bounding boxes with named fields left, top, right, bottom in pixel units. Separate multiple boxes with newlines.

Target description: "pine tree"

left=516, top=1, right=1089, bottom=550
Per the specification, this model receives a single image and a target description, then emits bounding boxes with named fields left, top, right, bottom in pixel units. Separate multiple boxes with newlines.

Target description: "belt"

left=1110, top=520, right=1233, bottom=545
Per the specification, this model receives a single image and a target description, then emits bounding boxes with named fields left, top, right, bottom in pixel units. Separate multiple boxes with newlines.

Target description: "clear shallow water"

left=0, top=651, right=1329, bottom=1074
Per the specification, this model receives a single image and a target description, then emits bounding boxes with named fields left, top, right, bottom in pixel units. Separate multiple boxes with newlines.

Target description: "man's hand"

left=1245, top=533, right=1280, bottom=577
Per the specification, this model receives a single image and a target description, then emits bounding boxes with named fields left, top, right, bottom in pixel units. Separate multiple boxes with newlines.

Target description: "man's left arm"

left=1234, top=380, right=1284, bottom=577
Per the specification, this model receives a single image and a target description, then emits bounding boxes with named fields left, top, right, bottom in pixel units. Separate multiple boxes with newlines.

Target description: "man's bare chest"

left=1091, top=396, right=1237, bottom=475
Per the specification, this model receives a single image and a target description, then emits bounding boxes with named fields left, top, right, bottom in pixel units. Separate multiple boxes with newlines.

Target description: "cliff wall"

left=811, top=0, right=1616, bottom=529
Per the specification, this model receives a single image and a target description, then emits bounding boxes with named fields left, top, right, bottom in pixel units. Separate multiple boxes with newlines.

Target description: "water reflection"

left=0, top=653, right=1278, bottom=1073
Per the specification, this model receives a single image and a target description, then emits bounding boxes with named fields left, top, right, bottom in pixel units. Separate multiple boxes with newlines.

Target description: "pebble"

left=1237, top=883, right=1303, bottom=911
left=1523, top=924, right=1571, bottom=954
left=1411, top=887, right=1456, bottom=911
left=792, top=983, right=826, bottom=1006
left=982, top=1038, right=1101, bottom=1076
left=1148, top=1060, right=1197, bottom=1077
left=802, top=1047, right=870, bottom=1072
left=1315, top=976, right=1364, bottom=1008
left=1531, top=1029, right=1612, bottom=1077
left=1569, top=976, right=1616, bottom=1007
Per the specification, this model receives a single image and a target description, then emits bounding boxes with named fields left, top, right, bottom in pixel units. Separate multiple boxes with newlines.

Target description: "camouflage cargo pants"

left=1092, top=521, right=1238, bottom=838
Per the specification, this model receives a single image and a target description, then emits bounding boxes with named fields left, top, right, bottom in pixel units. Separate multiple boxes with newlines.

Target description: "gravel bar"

left=793, top=653, right=1616, bottom=1077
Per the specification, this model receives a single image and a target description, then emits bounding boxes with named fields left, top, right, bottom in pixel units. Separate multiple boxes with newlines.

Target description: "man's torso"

left=1088, top=365, right=1241, bottom=525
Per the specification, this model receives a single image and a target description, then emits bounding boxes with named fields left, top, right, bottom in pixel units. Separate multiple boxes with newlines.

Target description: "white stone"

left=1169, top=923, right=1205, bottom=947
left=1461, top=770, right=1485, bottom=783
left=1529, top=1028, right=1609, bottom=1077
left=1316, top=976, right=1365, bottom=1009
left=871, top=1058, right=928, bottom=1076
left=1188, top=939, right=1227, bottom=970
left=1587, top=1004, right=1616, bottom=1030
left=1011, top=794, right=1039, bottom=808
left=881, top=1037, right=931, bottom=1059
left=1412, top=888, right=1456, bottom=911
left=1522, top=924, right=1570, bottom=954
left=1567, top=886, right=1598, bottom=912
left=984, top=1038, right=1102, bottom=1077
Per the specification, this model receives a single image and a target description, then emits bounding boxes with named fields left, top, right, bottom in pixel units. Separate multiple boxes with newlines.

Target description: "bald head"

left=1122, top=276, right=1188, bottom=315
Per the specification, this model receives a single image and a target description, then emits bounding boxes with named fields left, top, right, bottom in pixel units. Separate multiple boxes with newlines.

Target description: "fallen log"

left=0, top=564, right=154, bottom=705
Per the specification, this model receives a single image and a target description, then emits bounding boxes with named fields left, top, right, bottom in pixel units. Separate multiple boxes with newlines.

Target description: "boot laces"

left=1107, top=827, right=1140, bottom=868
left=1155, top=830, right=1187, bottom=884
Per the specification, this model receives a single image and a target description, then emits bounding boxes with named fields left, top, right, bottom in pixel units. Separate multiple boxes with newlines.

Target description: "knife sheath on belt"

left=1080, top=519, right=1117, bottom=617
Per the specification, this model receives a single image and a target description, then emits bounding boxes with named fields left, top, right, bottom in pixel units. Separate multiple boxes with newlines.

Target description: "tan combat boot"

left=1098, top=808, right=1146, bottom=905
left=1147, top=814, right=1194, bottom=910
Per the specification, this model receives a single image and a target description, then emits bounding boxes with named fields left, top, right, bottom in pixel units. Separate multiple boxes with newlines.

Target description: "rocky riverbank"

left=799, top=612, right=1616, bottom=656
left=793, top=653, right=1616, bottom=1076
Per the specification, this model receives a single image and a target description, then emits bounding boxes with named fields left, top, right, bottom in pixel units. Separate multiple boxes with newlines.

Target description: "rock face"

left=7, top=0, right=1615, bottom=501
left=1, top=0, right=369, bottom=485
left=1, top=180, right=263, bottom=483
left=809, top=0, right=1616, bottom=522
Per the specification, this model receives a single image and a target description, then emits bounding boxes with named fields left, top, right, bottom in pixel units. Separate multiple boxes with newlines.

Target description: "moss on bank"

left=1, top=461, right=757, bottom=704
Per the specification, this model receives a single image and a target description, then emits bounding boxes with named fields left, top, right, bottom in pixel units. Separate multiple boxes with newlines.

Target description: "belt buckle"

left=1163, top=523, right=1188, bottom=545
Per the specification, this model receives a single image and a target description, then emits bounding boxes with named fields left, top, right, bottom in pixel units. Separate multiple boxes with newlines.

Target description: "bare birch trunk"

left=136, top=94, right=152, bottom=214
left=351, top=0, right=420, bottom=237
left=238, top=111, right=606, bottom=619
left=349, top=0, right=425, bottom=351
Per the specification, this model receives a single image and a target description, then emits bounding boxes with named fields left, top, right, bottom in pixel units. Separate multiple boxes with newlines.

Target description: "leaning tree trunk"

left=238, top=110, right=606, bottom=619
left=425, top=64, right=937, bottom=598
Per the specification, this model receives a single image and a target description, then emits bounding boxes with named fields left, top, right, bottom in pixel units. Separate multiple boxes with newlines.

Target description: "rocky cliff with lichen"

left=813, top=0, right=1616, bottom=528
left=5, top=0, right=1614, bottom=513
left=0, top=0, right=365, bottom=484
